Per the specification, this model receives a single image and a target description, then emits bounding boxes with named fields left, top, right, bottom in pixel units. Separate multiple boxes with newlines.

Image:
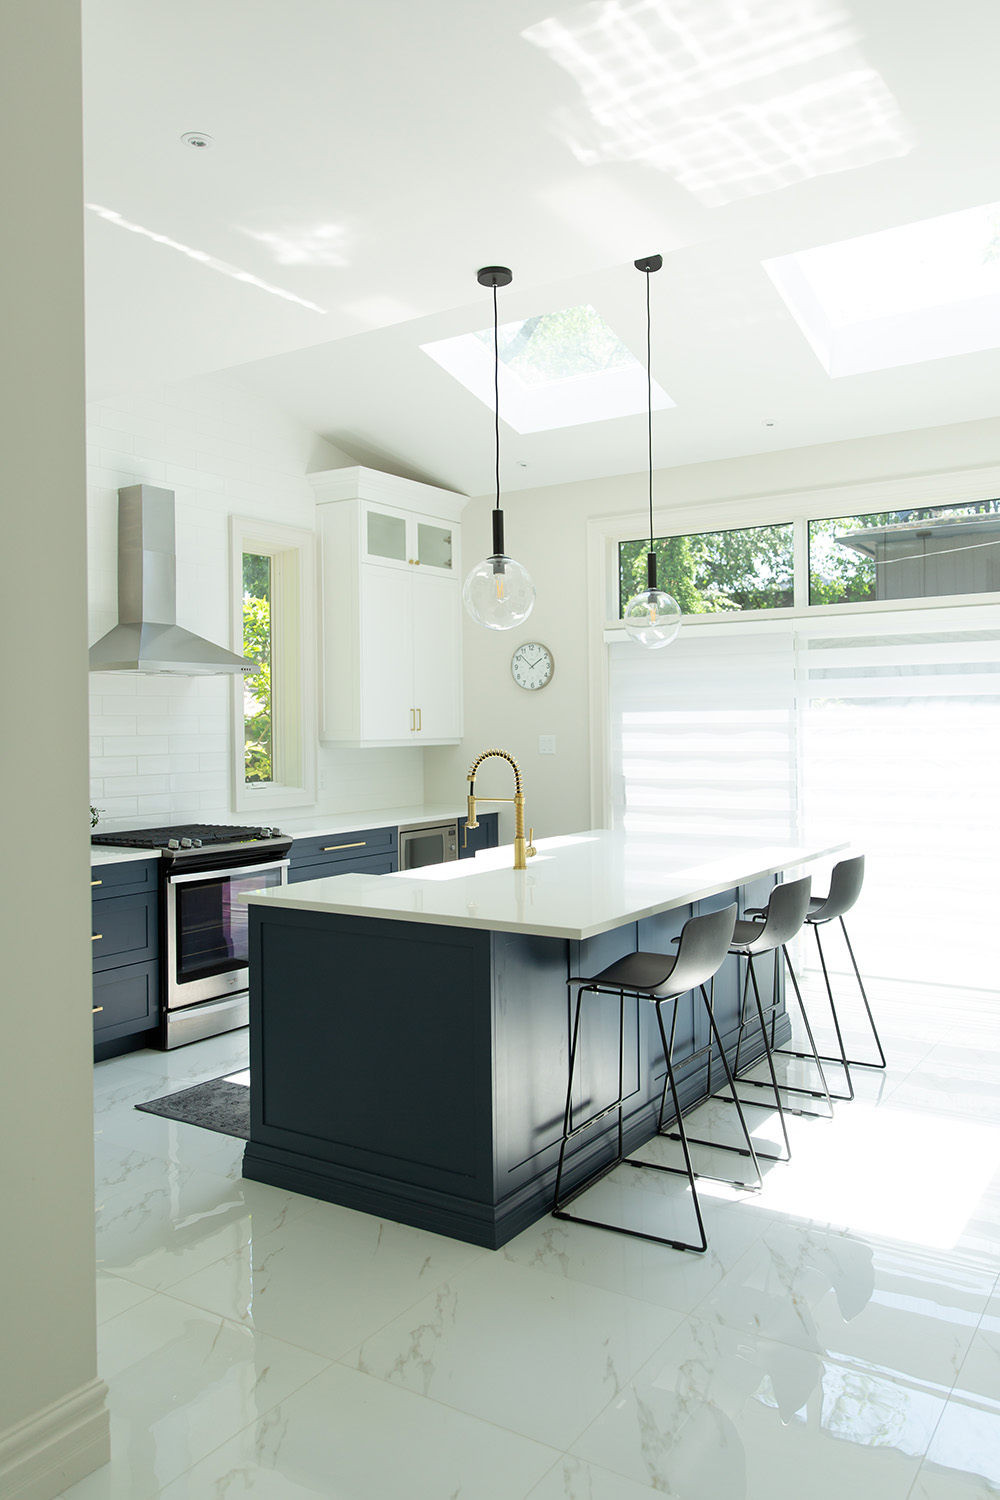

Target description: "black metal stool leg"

left=840, top=916, right=887, bottom=1069
left=738, top=944, right=837, bottom=1116
left=659, top=978, right=761, bottom=1188
left=553, top=988, right=708, bottom=1252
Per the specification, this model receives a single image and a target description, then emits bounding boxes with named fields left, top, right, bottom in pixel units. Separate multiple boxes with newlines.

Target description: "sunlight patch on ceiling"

left=239, top=223, right=349, bottom=268
left=422, top=303, right=673, bottom=433
left=522, top=0, right=912, bottom=207
left=86, top=204, right=327, bottom=312
left=764, top=200, right=1000, bottom=376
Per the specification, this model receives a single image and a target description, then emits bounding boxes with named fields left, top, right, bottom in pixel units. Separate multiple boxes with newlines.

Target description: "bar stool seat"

left=552, top=902, right=758, bottom=1254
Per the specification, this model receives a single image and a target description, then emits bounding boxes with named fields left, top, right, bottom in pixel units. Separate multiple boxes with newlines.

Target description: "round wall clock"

left=511, top=641, right=554, bottom=691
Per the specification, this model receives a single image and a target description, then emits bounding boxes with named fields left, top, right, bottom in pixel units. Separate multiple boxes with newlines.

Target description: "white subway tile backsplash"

left=136, top=794, right=173, bottom=816
left=92, top=756, right=138, bottom=776
left=106, top=774, right=170, bottom=796
left=108, top=736, right=170, bottom=756
left=90, top=715, right=140, bottom=736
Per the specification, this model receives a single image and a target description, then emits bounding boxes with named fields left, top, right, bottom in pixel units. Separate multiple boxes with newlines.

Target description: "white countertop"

left=88, top=804, right=471, bottom=867
left=245, top=830, right=849, bottom=941
left=90, top=847, right=162, bottom=867
left=279, top=804, right=468, bottom=839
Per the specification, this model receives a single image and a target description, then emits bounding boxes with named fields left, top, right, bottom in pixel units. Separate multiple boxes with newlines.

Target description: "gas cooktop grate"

left=91, top=824, right=281, bottom=849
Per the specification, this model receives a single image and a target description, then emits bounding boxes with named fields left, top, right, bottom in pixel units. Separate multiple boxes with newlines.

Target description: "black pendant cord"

left=646, top=267, right=654, bottom=559
left=493, top=280, right=503, bottom=555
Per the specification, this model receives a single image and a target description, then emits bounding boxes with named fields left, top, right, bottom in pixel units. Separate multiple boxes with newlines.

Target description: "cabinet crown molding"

left=308, top=466, right=467, bottom=523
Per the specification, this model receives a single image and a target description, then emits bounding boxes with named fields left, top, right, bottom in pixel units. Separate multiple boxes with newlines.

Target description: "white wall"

left=425, top=414, right=1000, bottom=841
left=87, top=376, right=425, bottom=828
left=0, top=3, right=110, bottom=1496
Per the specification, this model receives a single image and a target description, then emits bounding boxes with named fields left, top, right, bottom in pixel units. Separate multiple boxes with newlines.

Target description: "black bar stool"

left=677, top=876, right=831, bottom=1164
left=552, top=903, right=758, bottom=1254
left=757, top=855, right=885, bottom=1087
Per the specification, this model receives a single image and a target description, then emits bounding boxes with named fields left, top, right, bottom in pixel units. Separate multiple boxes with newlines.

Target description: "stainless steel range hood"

left=88, top=485, right=255, bottom=676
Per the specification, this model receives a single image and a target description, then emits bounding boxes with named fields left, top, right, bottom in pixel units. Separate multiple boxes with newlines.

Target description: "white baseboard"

left=0, top=1378, right=110, bottom=1500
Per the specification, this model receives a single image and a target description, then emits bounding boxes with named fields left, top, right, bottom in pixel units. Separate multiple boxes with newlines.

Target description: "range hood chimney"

left=88, top=485, right=255, bottom=676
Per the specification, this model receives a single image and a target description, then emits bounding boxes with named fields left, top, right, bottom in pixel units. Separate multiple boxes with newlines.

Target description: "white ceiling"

left=82, top=0, right=1000, bottom=497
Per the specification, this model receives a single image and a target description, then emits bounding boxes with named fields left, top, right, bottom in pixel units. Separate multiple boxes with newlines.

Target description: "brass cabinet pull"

left=92, top=1006, right=103, bottom=1014
left=410, top=708, right=415, bottom=731
left=416, top=707, right=422, bottom=731
left=90, top=879, right=102, bottom=887
left=322, top=841, right=367, bottom=852
left=91, top=933, right=102, bottom=941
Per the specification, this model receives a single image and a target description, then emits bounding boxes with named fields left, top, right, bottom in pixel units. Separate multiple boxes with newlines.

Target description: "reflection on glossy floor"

left=63, top=975, right=1000, bottom=1499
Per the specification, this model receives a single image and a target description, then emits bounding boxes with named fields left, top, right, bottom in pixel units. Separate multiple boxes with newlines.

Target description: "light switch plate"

left=539, top=735, right=556, bottom=755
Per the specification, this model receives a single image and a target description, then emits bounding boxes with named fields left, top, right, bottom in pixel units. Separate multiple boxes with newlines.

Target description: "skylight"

left=764, top=200, right=1000, bottom=376
left=422, top=303, right=673, bottom=434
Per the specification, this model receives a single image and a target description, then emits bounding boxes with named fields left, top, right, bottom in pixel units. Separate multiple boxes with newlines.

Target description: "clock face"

left=511, top=642, right=554, bottom=691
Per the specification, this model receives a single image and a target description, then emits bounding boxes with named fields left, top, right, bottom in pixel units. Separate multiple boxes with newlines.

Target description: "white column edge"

left=0, top=1377, right=109, bottom=1500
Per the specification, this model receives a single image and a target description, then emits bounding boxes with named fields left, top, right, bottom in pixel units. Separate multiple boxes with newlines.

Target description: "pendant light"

left=462, top=266, right=536, bottom=631
left=623, top=254, right=681, bottom=650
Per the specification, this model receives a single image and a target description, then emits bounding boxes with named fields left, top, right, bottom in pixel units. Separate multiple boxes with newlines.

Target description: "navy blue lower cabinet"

left=92, top=860, right=161, bottom=1061
left=287, top=827, right=398, bottom=882
left=243, top=878, right=789, bottom=1250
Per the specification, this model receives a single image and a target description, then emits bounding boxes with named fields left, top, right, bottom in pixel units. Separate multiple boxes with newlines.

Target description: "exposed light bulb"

left=623, top=586, right=681, bottom=648
left=464, top=553, right=534, bottom=631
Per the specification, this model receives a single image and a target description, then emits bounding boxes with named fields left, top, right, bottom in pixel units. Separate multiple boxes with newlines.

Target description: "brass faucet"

left=466, top=748, right=536, bottom=870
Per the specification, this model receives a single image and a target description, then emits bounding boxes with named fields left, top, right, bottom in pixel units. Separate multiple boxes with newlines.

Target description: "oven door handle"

left=165, top=858, right=290, bottom=886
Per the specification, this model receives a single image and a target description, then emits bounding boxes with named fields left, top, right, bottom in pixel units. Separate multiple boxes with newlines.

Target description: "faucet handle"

left=526, top=827, right=537, bottom=859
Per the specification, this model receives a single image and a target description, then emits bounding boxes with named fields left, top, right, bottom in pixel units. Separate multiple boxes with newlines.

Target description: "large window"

left=619, top=522, right=793, bottom=617
left=619, top=499, right=1000, bottom=617
left=809, top=498, right=1000, bottom=605
left=230, top=518, right=315, bottom=813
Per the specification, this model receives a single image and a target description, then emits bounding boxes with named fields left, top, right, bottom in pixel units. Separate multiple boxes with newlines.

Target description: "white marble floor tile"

left=96, top=1167, right=313, bottom=1292
left=95, top=1271, right=154, bottom=1326
left=152, top=1363, right=560, bottom=1500
left=348, top=1253, right=680, bottom=1450
left=527, top=1455, right=676, bottom=1499
left=571, top=1313, right=943, bottom=1500
left=918, top=1284, right=1000, bottom=1494
left=93, top=1135, right=202, bottom=1202
left=59, top=1292, right=329, bottom=1500
left=166, top=1197, right=486, bottom=1359
left=95, top=1101, right=244, bottom=1171
left=910, top=1468, right=1000, bottom=1499
left=502, top=1170, right=770, bottom=1317
left=696, top=1222, right=995, bottom=1391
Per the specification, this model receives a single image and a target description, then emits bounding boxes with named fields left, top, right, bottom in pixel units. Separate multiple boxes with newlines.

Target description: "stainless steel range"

left=91, top=824, right=292, bottom=1048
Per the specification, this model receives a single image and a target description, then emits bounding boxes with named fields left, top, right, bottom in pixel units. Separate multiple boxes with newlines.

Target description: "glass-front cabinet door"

left=364, top=506, right=408, bottom=567
left=416, top=521, right=454, bottom=572
left=362, top=504, right=458, bottom=575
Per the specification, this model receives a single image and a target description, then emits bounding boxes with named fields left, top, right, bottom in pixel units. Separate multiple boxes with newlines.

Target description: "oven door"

left=400, top=822, right=459, bottom=869
left=165, top=858, right=289, bottom=1010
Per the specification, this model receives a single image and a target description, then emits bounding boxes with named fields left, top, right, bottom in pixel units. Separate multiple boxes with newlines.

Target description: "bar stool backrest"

left=744, top=874, right=812, bottom=953
left=808, top=854, right=865, bottom=923
left=658, top=903, right=738, bottom=998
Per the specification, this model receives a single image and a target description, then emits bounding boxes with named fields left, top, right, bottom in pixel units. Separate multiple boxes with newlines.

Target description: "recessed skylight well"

left=764, top=200, right=1000, bottom=376
left=421, top=303, right=673, bottom=433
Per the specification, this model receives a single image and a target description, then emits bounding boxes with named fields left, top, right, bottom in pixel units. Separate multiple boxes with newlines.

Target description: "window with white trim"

left=230, top=517, right=316, bottom=813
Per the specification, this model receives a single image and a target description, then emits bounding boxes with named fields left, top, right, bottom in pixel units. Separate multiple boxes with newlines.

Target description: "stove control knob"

left=270, top=827, right=282, bottom=836
left=167, top=839, right=180, bottom=850
left=180, top=837, right=193, bottom=848
left=191, top=838, right=202, bottom=848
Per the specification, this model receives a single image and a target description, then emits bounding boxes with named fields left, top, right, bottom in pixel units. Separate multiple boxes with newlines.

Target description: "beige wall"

left=0, top=3, right=109, bottom=1495
left=425, top=415, right=1000, bottom=840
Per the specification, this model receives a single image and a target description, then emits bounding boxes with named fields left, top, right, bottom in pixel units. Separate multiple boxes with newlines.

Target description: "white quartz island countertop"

left=244, top=830, right=848, bottom=941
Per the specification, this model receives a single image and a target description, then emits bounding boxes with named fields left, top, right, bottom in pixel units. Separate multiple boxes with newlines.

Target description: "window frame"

left=229, top=515, right=316, bottom=814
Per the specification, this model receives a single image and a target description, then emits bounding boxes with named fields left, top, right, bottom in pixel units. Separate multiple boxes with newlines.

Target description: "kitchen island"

left=243, top=831, right=845, bottom=1248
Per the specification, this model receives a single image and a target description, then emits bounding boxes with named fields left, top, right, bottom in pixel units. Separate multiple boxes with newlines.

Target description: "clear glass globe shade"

left=463, top=553, right=535, bottom=631
left=623, top=587, right=681, bottom=649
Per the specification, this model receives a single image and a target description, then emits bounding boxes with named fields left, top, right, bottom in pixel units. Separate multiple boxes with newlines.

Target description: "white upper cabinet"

left=310, top=467, right=466, bottom=748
